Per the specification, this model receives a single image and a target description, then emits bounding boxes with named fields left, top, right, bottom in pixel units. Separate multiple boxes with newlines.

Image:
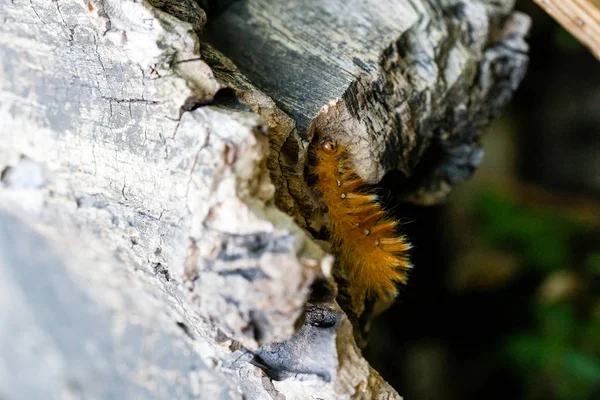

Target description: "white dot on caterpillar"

left=336, top=179, right=341, bottom=187
left=374, top=239, right=380, bottom=246
left=341, top=193, right=346, bottom=199
left=364, top=229, right=370, bottom=236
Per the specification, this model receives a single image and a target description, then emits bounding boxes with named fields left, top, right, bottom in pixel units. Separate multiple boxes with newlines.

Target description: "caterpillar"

left=313, top=137, right=411, bottom=301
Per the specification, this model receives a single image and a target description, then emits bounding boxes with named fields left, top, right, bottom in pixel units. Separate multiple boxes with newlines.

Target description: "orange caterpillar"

left=314, top=138, right=411, bottom=300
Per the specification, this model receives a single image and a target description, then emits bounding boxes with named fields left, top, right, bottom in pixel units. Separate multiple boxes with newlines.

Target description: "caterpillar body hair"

left=313, top=138, right=411, bottom=300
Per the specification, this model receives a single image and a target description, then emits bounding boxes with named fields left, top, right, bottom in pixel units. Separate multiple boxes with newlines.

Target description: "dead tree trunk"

left=0, top=0, right=529, bottom=399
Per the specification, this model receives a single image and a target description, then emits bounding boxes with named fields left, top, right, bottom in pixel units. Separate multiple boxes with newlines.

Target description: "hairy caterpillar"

left=313, top=138, right=411, bottom=301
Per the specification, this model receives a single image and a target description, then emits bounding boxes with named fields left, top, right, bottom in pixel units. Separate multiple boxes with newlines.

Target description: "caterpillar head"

left=319, top=138, right=338, bottom=155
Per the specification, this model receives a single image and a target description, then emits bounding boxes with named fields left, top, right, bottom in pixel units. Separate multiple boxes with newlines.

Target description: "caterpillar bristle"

left=357, top=210, right=386, bottom=226
left=313, top=138, right=411, bottom=300
left=352, top=204, right=381, bottom=216
left=340, top=171, right=361, bottom=181
left=378, top=237, right=406, bottom=246
left=370, top=220, right=398, bottom=235
left=379, top=237, right=411, bottom=253
left=347, top=200, right=377, bottom=212
left=342, top=179, right=363, bottom=192
left=346, top=193, right=377, bottom=202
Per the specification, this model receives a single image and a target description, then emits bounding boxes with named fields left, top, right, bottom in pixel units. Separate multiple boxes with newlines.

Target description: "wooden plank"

left=533, top=0, right=600, bottom=60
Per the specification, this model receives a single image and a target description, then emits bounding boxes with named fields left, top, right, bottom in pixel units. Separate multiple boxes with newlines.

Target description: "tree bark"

left=0, top=0, right=529, bottom=399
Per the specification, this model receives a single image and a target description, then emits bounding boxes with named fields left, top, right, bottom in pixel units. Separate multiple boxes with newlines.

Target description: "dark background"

left=365, top=3, right=600, bottom=399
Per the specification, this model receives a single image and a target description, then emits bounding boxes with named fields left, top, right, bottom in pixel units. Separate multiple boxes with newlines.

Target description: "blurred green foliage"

left=475, top=191, right=600, bottom=400
left=476, top=193, right=576, bottom=273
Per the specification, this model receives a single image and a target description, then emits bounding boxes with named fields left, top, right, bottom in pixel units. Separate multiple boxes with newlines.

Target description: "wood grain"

left=202, top=0, right=531, bottom=208
left=534, top=0, right=600, bottom=60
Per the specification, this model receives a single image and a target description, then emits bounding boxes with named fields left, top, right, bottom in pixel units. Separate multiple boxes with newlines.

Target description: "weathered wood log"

left=202, top=0, right=530, bottom=209
left=201, top=0, right=530, bottom=330
left=0, top=0, right=529, bottom=398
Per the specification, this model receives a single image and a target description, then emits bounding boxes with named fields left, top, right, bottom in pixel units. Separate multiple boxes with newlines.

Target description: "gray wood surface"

left=0, top=0, right=529, bottom=398
left=203, top=0, right=530, bottom=205
left=0, top=210, right=238, bottom=400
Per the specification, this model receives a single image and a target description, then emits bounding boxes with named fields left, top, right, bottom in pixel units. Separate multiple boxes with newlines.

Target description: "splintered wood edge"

left=533, top=0, right=600, bottom=60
